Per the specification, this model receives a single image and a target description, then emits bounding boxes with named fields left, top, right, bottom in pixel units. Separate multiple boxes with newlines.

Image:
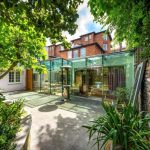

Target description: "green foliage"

left=0, top=0, right=83, bottom=78
left=0, top=0, right=83, bottom=45
left=0, top=93, right=5, bottom=102
left=88, top=0, right=150, bottom=58
left=114, top=87, right=129, bottom=105
left=83, top=102, right=150, bottom=149
left=0, top=17, right=47, bottom=70
left=0, top=100, right=23, bottom=149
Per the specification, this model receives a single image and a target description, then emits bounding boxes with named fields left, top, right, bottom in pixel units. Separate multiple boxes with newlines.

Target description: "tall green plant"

left=83, top=102, right=150, bottom=150
left=0, top=100, right=23, bottom=149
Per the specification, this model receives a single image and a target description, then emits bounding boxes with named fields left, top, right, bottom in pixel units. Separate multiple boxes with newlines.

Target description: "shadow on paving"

left=36, top=114, right=100, bottom=150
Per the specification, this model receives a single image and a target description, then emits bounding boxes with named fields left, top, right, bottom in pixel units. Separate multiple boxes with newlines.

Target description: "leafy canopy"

left=88, top=0, right=150, bottom=58
left=0, top=0, right=83, bottom=78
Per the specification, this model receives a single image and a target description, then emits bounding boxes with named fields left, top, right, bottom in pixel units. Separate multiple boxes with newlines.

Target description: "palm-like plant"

left=83, top=102, right=150, bottom=150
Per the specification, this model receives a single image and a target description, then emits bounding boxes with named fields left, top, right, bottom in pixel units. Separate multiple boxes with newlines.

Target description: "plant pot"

left=114, top=145, right=124, bottom=150
left=105, top=141, right=124, bottom=150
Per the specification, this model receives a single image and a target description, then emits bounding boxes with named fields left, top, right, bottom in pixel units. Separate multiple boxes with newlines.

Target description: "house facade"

left=0, top=70, right=26, bottom=92
left=47, top=31, right=112, bottom=60
left=31, top=31, right=135, bottom=98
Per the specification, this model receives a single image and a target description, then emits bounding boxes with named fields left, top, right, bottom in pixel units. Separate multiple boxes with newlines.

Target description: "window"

left=89, top=34, right=92, bottom=39
left=33, top=73, right=38, bottom=81
left=9, top=72, right=14, bottom=82
left=68, top=51, right=72, bottom=59
left=16, top=71, right=20, bottom=82
left=103, top=34, right=108, bottom=41
left=73, top=50, right=78, bottom=58
left=80, top=48, right=86, bottom=58
left=9, top=71, right=21, bottom=83
left=103, top=44, right=108, bottom=51
left=84, top=36, right=88, bottom=41
left=60, top=46, right=64, bottom=51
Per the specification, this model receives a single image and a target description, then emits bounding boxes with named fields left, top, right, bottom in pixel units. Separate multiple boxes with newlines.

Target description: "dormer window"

left=60, top=46, right=64, bottom=51
left=103, top=34, right=108, bottom=41
left=89, top=34, right=92, bottom=39
left=84, top=34, right=92, bottom=41
left=84, top=36, right=88, bottom=41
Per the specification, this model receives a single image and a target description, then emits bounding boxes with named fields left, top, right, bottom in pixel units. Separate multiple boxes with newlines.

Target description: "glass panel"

left=103, top=52, right=134, bottom=91
left=87, top=56, right=102, bottom=67
left=72, top=58, right=86, bottom=68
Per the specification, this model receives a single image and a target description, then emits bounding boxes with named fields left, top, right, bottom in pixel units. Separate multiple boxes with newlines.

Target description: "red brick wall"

left=59, top=44, right=102, bottom=59
left=94, top=33, right=111, bottom=53
left=86, top=45, right=102, bottom=57
left=47, top=32, right=112, bottom=59
left=81, top=33, right=94, bottom=45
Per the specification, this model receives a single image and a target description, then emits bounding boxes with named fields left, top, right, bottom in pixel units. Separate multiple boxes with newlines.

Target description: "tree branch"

left=0, top=61, right=18, bottom=79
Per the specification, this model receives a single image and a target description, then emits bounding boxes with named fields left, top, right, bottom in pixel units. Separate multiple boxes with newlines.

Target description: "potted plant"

left=83, top=101, right=150, bottom=150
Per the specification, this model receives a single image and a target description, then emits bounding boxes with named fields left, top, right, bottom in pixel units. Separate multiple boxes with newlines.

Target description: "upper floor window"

left=103, top=34, right=108, bottom=41
left=60, top=46, right=64, bottom=51
left=73, top=50, right=78, bottom=58
left=103, top=44, right=108, bottom=51
left=68, top=51, right=72, bottom=59
left=84, top=36, right=88, bottom=41
left=84, top=34, right=92, bottom=41
left=80, top=48, right=86, bottom=58
left=89, top=34, right=92, bottom=39
left=9, top=71, right=21, bottom=83
left=49, top=46, right=54, bottom=56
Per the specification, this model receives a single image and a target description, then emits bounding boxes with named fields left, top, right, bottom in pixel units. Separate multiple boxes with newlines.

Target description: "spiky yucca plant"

left=83, top=102, right=150, bottom=150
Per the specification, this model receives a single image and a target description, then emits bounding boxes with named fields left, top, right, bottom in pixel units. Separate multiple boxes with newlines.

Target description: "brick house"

left=47, top=31, right=112, bottom=60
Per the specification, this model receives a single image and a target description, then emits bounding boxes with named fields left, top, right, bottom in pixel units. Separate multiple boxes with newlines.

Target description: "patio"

left=5, top=91, right=104, bottom=150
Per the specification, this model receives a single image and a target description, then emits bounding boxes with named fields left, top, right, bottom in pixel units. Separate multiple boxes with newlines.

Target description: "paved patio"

left=5, top=91, right=104, bottom=150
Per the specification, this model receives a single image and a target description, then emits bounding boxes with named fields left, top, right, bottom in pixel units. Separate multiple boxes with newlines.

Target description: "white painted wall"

left=0, top=71, right=26, bottom=92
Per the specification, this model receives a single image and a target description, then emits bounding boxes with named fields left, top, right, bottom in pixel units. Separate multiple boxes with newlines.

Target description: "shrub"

left=0, top=93, right=5, bottom=102
left=0, top=100, right=23, bottom=149
left=83, top=102, right=150, bottom=150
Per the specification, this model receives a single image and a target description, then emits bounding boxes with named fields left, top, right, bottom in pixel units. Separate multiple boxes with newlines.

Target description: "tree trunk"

left=0, top=62, right=18, bottom=79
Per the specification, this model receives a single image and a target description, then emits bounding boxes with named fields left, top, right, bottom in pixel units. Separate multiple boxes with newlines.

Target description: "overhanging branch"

left=0, top=61, right=18, bottom=79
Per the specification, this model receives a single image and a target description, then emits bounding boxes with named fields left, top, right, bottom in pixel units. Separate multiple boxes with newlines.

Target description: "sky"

left=46, top=0, right=104, bottom=46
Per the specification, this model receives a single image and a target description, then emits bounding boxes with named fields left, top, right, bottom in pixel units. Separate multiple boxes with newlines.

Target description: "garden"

left=0, top=0, right=150, bottom=150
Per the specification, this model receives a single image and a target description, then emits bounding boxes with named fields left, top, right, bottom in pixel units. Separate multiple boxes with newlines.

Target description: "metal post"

left=61, top=59, right=64, bottom=97
left=102, top=55, right=104, bottom=101
left=86, top=58, right=89, bottom=96
left=40, top=61, right=42, bottom=92
left=49, top=60, right=52, bottom=94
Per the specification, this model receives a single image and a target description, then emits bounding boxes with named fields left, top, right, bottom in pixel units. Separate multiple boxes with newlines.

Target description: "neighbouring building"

left=47, top=31, right=112, bottom=60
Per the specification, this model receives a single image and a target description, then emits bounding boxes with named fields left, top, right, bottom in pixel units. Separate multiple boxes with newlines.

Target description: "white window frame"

left=89, top=34, right=92, bottom=40
left=103, top=34, right=108, bottom=41
left=60, top=46, right=64, bottom=51
left=84, top=36, right=88, bottom=41
left=9, top=71, right=21, bottom=83
left=73, top=50, right=78, bottom=58
left=80, top=48, right=86, bottom=58
left=68, top=51, right=72, bottom=59
left=103, top=44, right=108, bottom=51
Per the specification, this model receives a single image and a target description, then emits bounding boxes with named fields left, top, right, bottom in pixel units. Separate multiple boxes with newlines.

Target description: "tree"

left=0, top=0, right=83, bottom=79
left=0, top=15, right=46, bottom=79
left=88, top=0, right=150, bottom=58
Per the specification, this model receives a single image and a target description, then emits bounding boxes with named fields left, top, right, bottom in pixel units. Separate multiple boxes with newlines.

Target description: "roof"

left=59, top=42, right=104, bottom=53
